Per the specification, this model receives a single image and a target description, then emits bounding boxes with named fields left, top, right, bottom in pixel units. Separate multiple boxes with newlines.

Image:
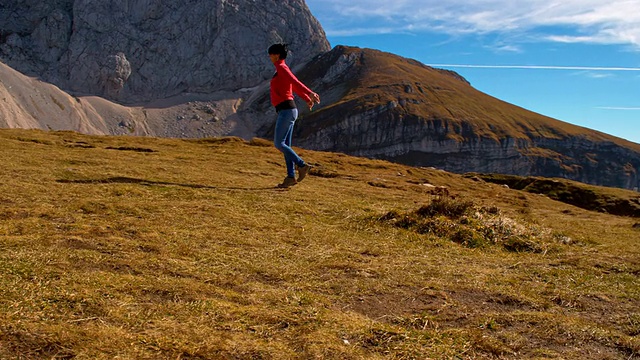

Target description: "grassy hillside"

left=0, top=129, right=638, bottom=359
left=301, top=46, right=640, bottom=151
left=466, top=173, right=640, bottom=217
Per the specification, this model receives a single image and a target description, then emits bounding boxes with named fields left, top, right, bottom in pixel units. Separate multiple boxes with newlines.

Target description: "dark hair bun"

left=268, top=43, right=289, bottom=59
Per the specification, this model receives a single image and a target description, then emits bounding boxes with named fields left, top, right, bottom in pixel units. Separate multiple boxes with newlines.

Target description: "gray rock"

left=5, top=34, right=24, bottom=48
left=0, top=0, right=330, bottom=102
left=100, top=52, right=132, bottom=98
left=31, top=8, right=72, bottom=62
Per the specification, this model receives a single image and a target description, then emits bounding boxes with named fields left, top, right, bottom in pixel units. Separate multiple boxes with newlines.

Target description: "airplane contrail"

left=426, top=64, right=640, bottom=71
left=596, top=107, right=640, bottom=110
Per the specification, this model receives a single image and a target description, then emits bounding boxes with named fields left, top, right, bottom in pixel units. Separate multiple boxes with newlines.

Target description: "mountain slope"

left=0, top=61, right=263, bottom=138
left=0, top=128, right=638, bottom=358
left=281, top=46, right=640, bottom=189
left=0, top=61, right=150, bottom=135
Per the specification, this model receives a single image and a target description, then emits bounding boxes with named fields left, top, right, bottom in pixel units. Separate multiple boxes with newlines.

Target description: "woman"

left=268, top=43, right=321, bottom=188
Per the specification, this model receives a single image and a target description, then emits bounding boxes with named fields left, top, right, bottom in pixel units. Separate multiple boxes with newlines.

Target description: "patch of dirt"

left=0, top=326, right=76, bottom=359
left=346, top=287, right=449, bottom=321
left=342, top=285, right=636, bottom=359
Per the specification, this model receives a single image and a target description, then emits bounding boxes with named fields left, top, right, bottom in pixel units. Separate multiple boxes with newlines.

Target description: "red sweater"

left=270, top=59, right=312, bottom=107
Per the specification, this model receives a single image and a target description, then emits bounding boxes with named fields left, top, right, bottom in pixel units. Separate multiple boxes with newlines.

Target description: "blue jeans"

left=274, top=108, right=305, bottom=178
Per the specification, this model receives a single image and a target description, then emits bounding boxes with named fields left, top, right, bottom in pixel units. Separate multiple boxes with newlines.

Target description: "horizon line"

left=426, top=64, right=640, bottom=71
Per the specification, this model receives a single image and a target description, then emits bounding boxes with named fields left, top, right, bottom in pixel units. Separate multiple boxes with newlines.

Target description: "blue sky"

left=305, top=0, right=640, bottom=144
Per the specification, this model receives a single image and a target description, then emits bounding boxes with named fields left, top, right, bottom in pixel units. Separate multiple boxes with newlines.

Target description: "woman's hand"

left=307, top=92, right=321, bottom=110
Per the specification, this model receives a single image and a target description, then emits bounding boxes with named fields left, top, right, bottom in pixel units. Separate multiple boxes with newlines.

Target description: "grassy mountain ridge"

left=290, top=46, right=640, bottom=190
left=301, top=46, right=640, bottom=149
left=0, top=128, right=638, bottom=359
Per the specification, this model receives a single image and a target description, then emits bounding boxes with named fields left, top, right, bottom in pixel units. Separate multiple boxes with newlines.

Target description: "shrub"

left=416, top=196, right=475, bottom=218
left=451, top=227, right=487, bottom=248
left=379, top=196, right=555, bottom=252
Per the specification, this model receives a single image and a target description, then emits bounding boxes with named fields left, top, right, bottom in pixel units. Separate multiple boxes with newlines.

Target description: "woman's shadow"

left=56, top=176, right=283, bottom=191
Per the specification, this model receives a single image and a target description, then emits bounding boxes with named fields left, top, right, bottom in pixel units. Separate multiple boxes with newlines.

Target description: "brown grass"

left=0, top=128, right=638, bottom=359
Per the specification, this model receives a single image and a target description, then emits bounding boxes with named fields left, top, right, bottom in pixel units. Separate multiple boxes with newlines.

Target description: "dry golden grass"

left=0, top=129, right=638, bottom=359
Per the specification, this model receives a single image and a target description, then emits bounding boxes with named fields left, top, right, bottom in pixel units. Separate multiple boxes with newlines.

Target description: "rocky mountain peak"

left=0, top=0, right=330, bottom=103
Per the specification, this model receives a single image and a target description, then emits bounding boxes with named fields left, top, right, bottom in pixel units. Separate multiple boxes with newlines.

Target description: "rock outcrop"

left=0, top=0, right=330, bottom=103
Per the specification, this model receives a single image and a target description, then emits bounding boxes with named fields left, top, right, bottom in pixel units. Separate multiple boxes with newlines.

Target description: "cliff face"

left=0, top=0, right=330, bottom=103
left=278, top=46, right=640, bottom=190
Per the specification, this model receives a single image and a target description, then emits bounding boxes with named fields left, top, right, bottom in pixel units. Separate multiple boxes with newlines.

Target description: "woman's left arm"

left=277, top=62, right=318, bottom=108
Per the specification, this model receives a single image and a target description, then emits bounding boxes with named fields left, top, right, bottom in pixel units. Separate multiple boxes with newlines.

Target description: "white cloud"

left=596, top=106, right=640, bottom=110
left=491, top=45, right=524, bottom=53
left=581, top=71, right=615, bottom=78
left=422, top=64, right=640, bottom=71
left=307, top=0, right=640, bottom=48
